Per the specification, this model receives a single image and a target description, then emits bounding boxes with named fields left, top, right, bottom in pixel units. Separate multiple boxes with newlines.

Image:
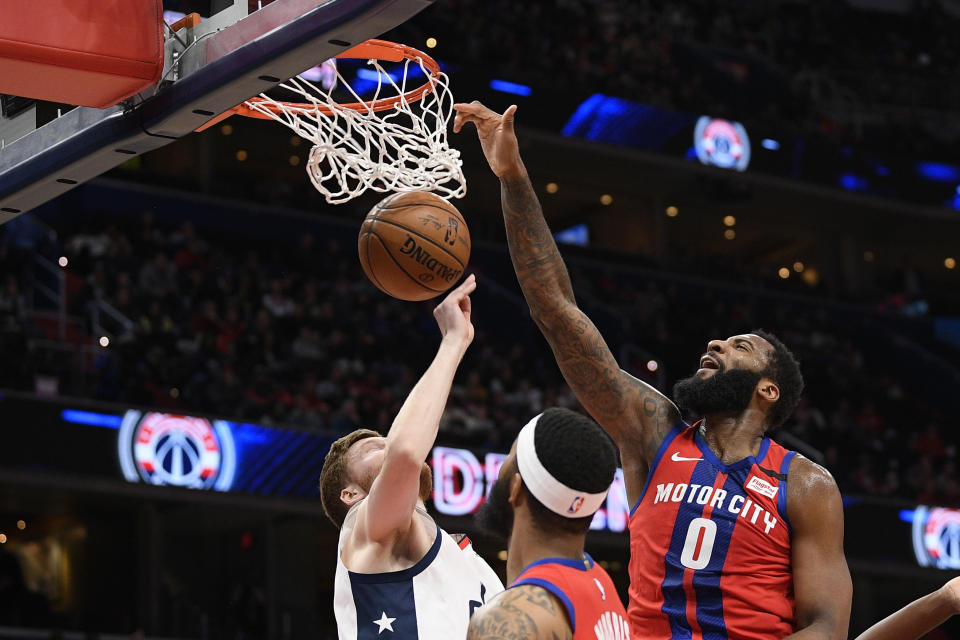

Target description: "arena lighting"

left=778, top=267, right=790, bottom=279
left=646, top=360, right=659, bottom=372
left=61, top=409, right=123, bottom=429
left=760, top=138, right=780, bottom=150
left=58, top=256, right=68, bottom=267
left=162, top=10, right=187, bottom=24
left=723, top=215, right=736, bottom=227
left=235, top=150, right=248, bottom=162
left=489, top=79, right=533, bottom=97
left=425, top=37, right=437, bottom=49
left=554, top=224, right=589, bottom=247
left=946, top=258, right=956, bottom=270
left=916, top=162, right=960, bottom=183
left=600, top=194, right=613, bottom=205
left=724, top=229, right=736, bottom=240
left=0, top=534, right=6, bottom=544
left=356, top=67, right=400, bottom=83
left=666, top=206, right=679, bottom=217
left=545, top=182, right=559, bottom=194
left=16, top=520, right=25, bottom=531
left=793, top=261, right=805, bottom=273
left=431, top=446, right=630, bottom=533
left=221, top=124, right=233, bottom=136
left=839, top=174, right=869, bottom=192
left=99, top=336, right=110, bottom=347
left=948, top=191, right=960, bottom=211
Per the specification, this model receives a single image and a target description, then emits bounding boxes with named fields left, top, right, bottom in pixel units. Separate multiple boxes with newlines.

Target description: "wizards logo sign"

left=912, top=506, right=960, bottom=569
left=694, top=116, right=751, bottom=172
left=118, top=411, right=236, bottom=491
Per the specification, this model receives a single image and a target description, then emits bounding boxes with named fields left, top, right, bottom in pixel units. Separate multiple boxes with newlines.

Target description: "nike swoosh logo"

left=671, top=452, right=703, bottom=462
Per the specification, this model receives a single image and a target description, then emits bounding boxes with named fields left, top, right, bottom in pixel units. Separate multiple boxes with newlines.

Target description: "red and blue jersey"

left=511, top=554, right=631, bottom=640
left=628, top=422, right=797, bottom=639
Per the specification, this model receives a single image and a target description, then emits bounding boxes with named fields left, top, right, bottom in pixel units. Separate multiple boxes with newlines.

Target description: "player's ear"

left=341, top=483, right=365, bottom=507
left=757, top=378, right=780, bottom=405
left=508, top=472, right=523, bottom=507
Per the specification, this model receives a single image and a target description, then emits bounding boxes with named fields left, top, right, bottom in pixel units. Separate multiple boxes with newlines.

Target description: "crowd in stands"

left=387, top=0, right=960, bottom=157
left=2, top=205, right=958, bottom=507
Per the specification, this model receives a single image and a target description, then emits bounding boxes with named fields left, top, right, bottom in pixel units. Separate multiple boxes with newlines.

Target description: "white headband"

left=516, top=413, right=609, bottom=519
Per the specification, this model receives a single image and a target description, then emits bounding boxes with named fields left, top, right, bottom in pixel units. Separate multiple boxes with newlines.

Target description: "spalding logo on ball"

left=358, top=190, right=471, bottom=301
left=694, top=116, right=751, bottom=172
left=118, top=410, right=236, bottom=491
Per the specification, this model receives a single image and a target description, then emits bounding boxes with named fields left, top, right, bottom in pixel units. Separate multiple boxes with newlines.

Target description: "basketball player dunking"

left=318, top=275, right=503, bottom=640
left=454, top=103, right=852, bottom=639
left=468, top=408, right=630, bottom=640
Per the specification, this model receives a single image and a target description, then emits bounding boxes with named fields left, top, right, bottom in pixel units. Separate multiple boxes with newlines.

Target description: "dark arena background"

left=2, top=0, right=960, bottom=638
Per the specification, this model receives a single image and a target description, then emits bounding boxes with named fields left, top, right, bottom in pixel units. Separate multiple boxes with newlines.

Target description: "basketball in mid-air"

left=358, top=191, right=471, bottom=301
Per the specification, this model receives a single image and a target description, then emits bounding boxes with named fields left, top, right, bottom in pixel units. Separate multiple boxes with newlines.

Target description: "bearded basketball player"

left=455, top=103, right=852, bottom=639
left=468, top=408, right=630, bottom=640
left=318, top=275, right=503, bottom=639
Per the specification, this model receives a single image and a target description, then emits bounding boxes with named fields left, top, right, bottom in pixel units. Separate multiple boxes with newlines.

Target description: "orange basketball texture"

left=358, top=191, right=471, bottom=301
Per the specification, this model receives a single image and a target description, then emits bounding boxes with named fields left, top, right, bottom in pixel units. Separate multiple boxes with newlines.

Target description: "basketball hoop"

left=218, top=39, right=464, bottom=205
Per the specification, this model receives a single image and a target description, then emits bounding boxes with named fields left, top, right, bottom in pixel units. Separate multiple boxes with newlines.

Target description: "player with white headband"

left=468, top=408, right=631, bottom=640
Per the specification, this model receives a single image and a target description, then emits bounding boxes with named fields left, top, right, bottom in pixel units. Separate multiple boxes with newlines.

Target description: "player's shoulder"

left=785, top=453, right=843, bottom=524
left=467, top=584, right=573, bottom=640
left=786, top=453, right=839, bottom=494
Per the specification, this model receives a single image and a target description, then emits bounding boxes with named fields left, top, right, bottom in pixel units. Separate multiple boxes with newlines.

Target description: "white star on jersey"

left=373, top=612, right=396, bottom=634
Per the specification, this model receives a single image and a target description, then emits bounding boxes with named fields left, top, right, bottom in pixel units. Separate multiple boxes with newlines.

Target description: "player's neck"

left=506, top=518, right=585, bottom=584
left=700, top=409, right=766, bottom=463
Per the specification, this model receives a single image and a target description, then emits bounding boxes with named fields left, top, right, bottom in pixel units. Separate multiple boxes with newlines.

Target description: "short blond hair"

left=318, top=429, right=381, bottom=528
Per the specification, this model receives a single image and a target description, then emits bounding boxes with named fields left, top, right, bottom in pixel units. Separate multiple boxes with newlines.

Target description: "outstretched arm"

left=467, top=585, right=573, bottom=640
left=359, top=275, right=476, bottom=542
left=854, top=577, right=960, bottom=640
left=454, top=102, right=679, bottom=500
left=783, top=458, right=852, bottom=639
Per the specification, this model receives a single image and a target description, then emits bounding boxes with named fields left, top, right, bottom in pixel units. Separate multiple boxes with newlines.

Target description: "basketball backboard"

left=0, top=0, right=436, bottom=223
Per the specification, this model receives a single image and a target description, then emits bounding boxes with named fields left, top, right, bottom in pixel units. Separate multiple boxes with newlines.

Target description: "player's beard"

left=358, top=462, right=433, bottom=504
left=673, top=366, right=763, bottom=420
left=475, top=476, right=513, bottom=541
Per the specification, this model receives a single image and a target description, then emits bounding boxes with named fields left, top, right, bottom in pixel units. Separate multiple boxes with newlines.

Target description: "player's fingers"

left=453, top=113, right=479, bottom=134
left=453, top=101, right=488, bottom=114
left=456, top=274, right=477, bottom=296
left=454, top=101, right=499, bottom=125
left=502, top=104, right=518, bottom=127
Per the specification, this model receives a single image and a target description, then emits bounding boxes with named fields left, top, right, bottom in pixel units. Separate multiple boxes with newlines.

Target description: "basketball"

left=358, top=191, right=471, bottom=301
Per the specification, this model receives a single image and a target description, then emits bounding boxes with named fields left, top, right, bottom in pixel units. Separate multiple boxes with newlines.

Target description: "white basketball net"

left=243, top=56, right=465, bottom=205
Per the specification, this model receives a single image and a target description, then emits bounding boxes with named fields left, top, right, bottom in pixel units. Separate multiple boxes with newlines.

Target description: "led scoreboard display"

left=4, top=394, right=960, bottom=557
left=431, top=446, right=631, bottom=533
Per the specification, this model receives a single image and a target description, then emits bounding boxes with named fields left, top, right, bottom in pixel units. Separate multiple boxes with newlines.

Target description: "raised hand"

left=453, top=101, right=523, bottom=178
left=433, top=273, right=476, bottom=347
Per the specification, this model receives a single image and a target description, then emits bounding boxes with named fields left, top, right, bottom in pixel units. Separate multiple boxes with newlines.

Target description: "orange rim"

left=236, top=39, right=440, bottom=120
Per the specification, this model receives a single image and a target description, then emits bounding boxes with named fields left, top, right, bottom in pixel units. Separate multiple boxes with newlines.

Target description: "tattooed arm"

left=467, top=585, right=573, bottom=640
left=454, top=101, right=679, bottom=501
